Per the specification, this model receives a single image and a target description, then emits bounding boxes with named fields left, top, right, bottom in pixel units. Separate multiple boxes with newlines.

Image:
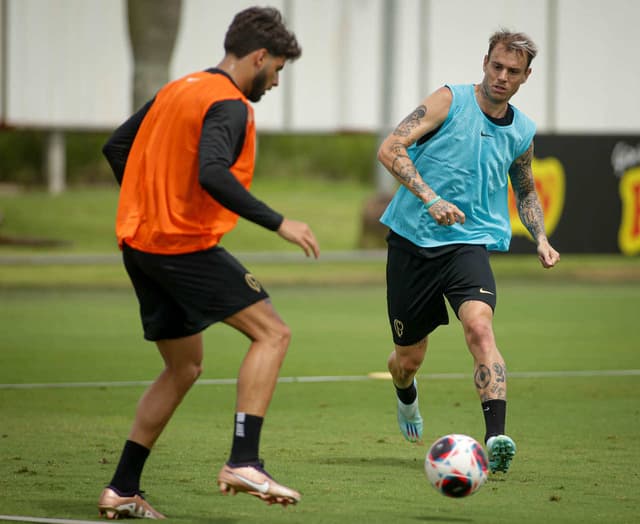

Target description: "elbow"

left=102, top=141, right=121, bottom=167
left=102, top=142, right=112, bottom=162
left=377, top=142, right=390, bottom=167
left=377, top=136, right=401, bottom=172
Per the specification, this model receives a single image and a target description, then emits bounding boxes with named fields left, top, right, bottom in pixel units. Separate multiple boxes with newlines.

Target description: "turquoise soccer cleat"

left=486, top=434, right=517, bottom=473
left=396, top=381, right=423, bottom=443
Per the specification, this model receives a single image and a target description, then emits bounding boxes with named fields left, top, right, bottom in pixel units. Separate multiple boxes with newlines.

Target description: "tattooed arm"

left=508, top=141, right=560, bottom=268
left=377, top=87, right=465, bottom=226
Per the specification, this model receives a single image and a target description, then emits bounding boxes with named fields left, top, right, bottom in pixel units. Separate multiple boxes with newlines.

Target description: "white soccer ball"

left=425, top=434, right=489, bottom=498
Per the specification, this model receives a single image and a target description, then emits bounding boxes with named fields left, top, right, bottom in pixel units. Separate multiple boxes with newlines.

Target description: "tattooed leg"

left=474, top=361, right=507, bottom=402
left=458, top=301, right=506, bottom=401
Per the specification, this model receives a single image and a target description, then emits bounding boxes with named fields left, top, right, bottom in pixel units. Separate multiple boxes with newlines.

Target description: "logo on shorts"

left=245, top=273, right=262, bottom=293
left=479, top=287, right=495, bottom=295
left=393, top=319, right=404, bottom=338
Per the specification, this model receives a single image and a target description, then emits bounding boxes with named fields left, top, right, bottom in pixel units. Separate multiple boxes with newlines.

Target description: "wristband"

left=425, top=195, right=442, bottom=209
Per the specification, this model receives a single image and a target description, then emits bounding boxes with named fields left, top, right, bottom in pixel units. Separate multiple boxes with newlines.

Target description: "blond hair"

left=488, top=30, right=538, bottom=67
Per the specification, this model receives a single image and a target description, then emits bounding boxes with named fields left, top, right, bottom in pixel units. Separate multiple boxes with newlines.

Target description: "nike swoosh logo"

left=479, top=288, right=495, bottom=295
left=231, top=473, right=270, bottom=494
left=480, top=131, right=493, bottom=137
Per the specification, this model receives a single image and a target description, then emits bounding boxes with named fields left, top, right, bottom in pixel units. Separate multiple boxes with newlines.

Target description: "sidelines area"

left=1, top=369, right=639, bottom=390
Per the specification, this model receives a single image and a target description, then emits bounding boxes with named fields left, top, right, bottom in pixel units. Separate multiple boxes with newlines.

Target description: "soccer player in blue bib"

left=377, top=30, right=560, bottom=474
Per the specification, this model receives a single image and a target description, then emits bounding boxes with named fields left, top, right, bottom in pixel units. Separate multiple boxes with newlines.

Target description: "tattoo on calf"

left=474, top=364, right=491, bottom=389
left=475, top=362, right=507, bottom=401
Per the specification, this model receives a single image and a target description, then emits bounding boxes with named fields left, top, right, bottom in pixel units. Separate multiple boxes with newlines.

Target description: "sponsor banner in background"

left=508, top=135, right=640, bottom=255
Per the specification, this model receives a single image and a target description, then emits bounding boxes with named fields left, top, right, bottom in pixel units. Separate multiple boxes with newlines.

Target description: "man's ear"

left=253, top=48, right=268, bottom=67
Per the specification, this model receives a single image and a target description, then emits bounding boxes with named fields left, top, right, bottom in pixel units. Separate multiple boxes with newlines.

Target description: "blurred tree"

left=127, top=0, right=182, bottom=110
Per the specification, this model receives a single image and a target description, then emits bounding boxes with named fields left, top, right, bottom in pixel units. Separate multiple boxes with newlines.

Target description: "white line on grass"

left=0, top=515, right=104, bottom=524
left=0, top=369, right=638, bottom=390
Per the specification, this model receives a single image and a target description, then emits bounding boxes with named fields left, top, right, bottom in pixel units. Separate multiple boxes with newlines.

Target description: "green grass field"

left=1, top=280, right=639, bottom=523
left=0, top=177, right=371, bottom=254
left=1, top=185, right=639, bottom=523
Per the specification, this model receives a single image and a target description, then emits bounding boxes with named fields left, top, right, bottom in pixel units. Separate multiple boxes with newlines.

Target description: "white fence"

left=2, top=0, right=640, bottom=134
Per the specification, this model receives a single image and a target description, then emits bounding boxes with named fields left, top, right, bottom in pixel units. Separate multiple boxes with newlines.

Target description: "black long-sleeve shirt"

left=102, top=69, right=283, bottom=231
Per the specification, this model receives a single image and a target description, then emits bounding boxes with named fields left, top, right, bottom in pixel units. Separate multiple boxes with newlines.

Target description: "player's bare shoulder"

left=417, top=86, right=452, bottom=134
left=428, top=85, right=453, bottom=107
left=426, top=86, right=453, bottom=119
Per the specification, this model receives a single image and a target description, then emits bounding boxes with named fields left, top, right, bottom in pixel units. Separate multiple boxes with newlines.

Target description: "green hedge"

left=0, top=130, right=47, bottom=186
left=0, top=129, right=378, bottom=187
left=256, top=133, right=377, bottom=183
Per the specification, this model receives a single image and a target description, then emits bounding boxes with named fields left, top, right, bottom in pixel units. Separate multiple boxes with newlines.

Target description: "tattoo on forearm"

left=510, top=142, right=546, bottom=240
left=390, top=143, right=411, bottom=175
left=518, top=194, right=545, bottom=239
left=385, top=105, right=436, bottom=199
left=392, top=105, right=426, bottom=137
left=389, top=141, right=430, bottom=198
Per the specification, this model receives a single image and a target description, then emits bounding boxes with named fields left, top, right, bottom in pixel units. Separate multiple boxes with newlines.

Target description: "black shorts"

left=122, top=243, right=269, bottom=341
left=386, top=231, right=497, bottom=346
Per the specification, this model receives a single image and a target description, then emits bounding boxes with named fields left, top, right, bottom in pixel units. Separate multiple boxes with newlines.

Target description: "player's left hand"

left=537, top=239, right=560, bottom=268
left=277, top=218, right=320, bottom=259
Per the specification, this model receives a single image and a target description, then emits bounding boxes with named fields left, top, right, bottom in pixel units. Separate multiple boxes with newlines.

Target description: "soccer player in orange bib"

left=99, top=7, right=319, bottom=518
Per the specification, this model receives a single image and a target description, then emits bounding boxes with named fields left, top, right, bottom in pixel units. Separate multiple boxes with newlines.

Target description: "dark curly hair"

left=224, top=6, right=301, bottom=60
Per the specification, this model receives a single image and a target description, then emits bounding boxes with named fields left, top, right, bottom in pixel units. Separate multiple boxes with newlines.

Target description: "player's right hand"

left=429, top=199, right=466, bottom=226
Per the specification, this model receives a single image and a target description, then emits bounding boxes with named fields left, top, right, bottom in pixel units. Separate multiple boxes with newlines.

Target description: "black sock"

left=395, top=381, right=417, bottom=405
left=109, top=440, right=150, bottom=495
left=482, top=399, right=506, bottom=443
left=229, top=413, right=263, bottom=465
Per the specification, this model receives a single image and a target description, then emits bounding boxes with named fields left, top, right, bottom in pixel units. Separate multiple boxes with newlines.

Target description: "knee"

left=389, top=349, right=424, bottom=377
left=169, top=359, right=203, bottom=388
left=269, top=321, right=292, bottom=353
left=191, top=361, right=204, bottom=381
left=463, top=317, right=495, bottom=353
